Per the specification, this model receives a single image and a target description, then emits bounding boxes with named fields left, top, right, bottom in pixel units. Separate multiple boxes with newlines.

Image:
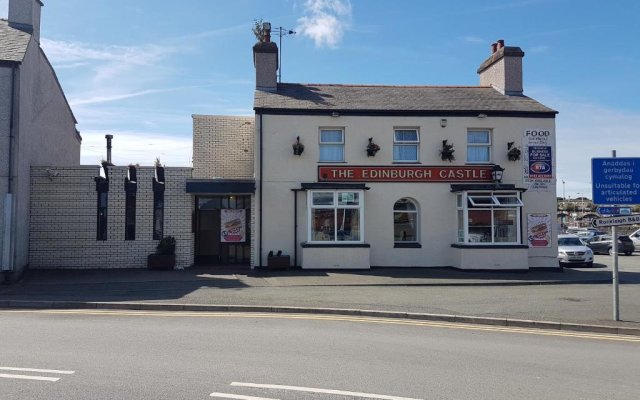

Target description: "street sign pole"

left=611, top=150, right=619, bottom=321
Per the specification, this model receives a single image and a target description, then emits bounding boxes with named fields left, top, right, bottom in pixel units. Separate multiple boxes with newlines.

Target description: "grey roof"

left=0, top=19, right=31, bottom=63
left=254, top=83, right=556, bottom=115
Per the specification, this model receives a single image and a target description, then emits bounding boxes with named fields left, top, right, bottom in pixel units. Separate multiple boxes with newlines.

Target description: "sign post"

left=591, top=152, right=640, bottom=321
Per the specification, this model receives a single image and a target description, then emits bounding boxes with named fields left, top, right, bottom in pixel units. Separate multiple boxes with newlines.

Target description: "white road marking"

left=231, top=382, right=424, bottom=400
left=0, top=373, right=60, bottom=382
left=210, top=392, right=279, bottom=400
left=0, top=367, right=75, bottom=374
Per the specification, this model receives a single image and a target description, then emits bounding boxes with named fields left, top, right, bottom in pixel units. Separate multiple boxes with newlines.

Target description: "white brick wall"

left=29, top=165, right=194, bottom=269
left=192, top=115, right=254, bottom=179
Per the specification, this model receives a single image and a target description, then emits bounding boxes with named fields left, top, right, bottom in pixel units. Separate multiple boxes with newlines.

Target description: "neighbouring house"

left=1, top=0, right=81, bottom=281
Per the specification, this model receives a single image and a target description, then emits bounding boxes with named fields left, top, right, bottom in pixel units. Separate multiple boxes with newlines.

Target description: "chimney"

left=253, top=21, right=278, bottom=92
left=105, top=134, right=113, bottom=165
left=477, top=39, right=525, bottom=96
left=8, top=0, right=43, bottom=42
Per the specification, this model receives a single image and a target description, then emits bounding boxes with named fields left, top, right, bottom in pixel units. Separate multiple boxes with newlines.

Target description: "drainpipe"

left=2, top=65, right=18, bottom=282
left=258, top=113, right=263, bottom=268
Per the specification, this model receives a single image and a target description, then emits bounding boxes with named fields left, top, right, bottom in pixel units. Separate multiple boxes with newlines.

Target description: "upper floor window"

left=308, top=190, right=363, bottom=243
left=319, top=129, right=344, bottom=162
left=467, top=130, right=491, bottom=163
left=394, top=198, right=419, bottom=243
left=393, top=129, right=419, bottom=162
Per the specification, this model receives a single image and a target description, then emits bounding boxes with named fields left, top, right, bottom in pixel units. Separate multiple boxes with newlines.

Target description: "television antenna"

left=275, top=26, right=296, bottom=83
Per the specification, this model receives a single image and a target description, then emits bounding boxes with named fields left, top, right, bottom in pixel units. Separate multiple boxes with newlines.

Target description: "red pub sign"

left=318, top=165, right=494, bottom=182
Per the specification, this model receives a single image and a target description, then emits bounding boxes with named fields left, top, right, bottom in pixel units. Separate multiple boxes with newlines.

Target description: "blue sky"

left=2, top=0, right=639, bottom=199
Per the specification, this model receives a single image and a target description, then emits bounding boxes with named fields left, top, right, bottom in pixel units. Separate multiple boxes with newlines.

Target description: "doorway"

left=195, top=195, right=251, bottom=265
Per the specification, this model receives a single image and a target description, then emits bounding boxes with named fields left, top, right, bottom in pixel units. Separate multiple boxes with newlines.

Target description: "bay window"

left=309, top=190, right=363, bottom=243
left=457, top=191, right=523, bottom=244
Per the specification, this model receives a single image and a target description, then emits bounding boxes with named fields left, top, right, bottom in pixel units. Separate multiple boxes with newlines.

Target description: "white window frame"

left=393, top=198, right=420, bottom=244
left=466, top=129, right=492, bottom=163
left=308, top=190, right=364, bottom=243
left=319, top=128, right=345, bottom=162
left=456, top=191, right=522, bottom=244
left=393, top=128, right=420, bottom=163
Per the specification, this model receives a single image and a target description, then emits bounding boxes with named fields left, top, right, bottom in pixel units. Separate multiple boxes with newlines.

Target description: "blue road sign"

left=592, top=158, right=640, bottom=205
left=596, top=206, right=631, bottom=215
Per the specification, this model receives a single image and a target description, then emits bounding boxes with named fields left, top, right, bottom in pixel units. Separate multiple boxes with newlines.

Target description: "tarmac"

left=2, top=259, right=640, bottom=336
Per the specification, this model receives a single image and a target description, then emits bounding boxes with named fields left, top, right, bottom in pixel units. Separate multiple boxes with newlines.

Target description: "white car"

left=629, top=228, right=640, bottom=251
left=558, top=234, right=594, bottom=267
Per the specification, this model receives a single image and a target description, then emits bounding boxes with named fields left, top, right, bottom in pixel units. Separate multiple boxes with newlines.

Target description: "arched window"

left=394, top=198, right=419, bottom=244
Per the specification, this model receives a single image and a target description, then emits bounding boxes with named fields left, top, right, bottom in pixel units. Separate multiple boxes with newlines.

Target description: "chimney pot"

left=491, top=42, right=498, bottom=53
left=263, top=22, right=271, bottom=43
left=497, top=39, right=505, bottom=49
left=105, top=135, right=113, bottom=164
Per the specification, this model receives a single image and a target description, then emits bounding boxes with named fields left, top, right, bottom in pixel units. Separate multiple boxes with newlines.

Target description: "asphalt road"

left=1, top=309, right=639, bottom=400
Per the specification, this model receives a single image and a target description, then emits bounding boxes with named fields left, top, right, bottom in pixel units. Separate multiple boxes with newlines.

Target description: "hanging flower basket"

left=440, top=140, right=455, bottom=162
left=366, top=138, right=380, bottom=157
left=507, top=142, right=521, bottom=161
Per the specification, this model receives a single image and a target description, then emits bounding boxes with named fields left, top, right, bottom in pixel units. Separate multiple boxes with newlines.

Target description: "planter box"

left=267, top=255, right=290, bottom=270
left=147, top=254, right=176, bottom=270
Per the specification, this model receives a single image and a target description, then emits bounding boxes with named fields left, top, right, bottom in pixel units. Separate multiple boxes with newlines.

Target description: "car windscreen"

left=559, top=238, right=583, bottom=246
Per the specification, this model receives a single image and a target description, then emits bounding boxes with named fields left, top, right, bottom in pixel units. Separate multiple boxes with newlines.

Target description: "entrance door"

left=195, top=195, right=251, bottom=265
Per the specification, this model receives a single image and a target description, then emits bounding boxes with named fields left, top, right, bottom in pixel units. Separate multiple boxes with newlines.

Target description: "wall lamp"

left=492, top=164, right=505, bottom=184
left=440, top=118, right=447, bottom=128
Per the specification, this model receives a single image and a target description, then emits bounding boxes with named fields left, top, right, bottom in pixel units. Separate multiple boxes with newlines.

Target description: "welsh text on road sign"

left=591, top=158, right=640, bottom=205
left=592, top=214, right=640, bottom=228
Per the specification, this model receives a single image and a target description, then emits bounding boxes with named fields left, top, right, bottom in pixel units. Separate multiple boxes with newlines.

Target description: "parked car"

left=629, top=228, right=640, bottom=251
left=587, top=235, right=634, bottom=256
left=575, top=230, right=607, bottom=243
left=557, top=234, right=594, bottom=267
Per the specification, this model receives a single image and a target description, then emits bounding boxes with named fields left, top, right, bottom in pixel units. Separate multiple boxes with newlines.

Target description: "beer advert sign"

left=221, top=209, right=246, bottom=243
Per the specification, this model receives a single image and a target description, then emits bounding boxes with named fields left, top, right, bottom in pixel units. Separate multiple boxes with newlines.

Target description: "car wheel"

left=585, top=261, right=593, bottom=267
left=608, top=247, right=613, bottom=255
left=625, top=251, right=632, bottom=256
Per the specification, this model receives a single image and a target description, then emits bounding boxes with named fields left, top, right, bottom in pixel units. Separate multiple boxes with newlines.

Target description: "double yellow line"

left=4, top=309, right=640, bottom=343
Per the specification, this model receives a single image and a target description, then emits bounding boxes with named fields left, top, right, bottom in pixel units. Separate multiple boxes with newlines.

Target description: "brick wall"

left=192, top=115, right=254, bottom=179
left=29, top=165, right=194, bottom=269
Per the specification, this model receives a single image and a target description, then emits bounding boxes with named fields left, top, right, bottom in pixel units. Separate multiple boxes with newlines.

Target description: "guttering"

left=2, top=65, right=18, bottom=278
left=253, top=108, right=558, bottom=118
left=258, top=113, right=263, bottom=268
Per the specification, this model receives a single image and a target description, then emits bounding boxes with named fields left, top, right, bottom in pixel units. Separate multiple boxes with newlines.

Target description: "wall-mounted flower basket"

left=440, top=140, right=455, bottom=162
left=366, top=138, right=380, bottom=157
left=507, top=142, right=521, bottom=161
left=292, top=136, right=304, bottom=156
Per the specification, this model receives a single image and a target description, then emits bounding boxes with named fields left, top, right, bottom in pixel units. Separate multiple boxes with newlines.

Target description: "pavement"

left=2, top=255, right=640, bottom=336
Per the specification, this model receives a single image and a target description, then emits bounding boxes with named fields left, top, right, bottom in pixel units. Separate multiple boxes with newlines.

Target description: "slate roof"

left=0, top=19, right=31, bottom=63
left=254, top=83, right=557, bottom=115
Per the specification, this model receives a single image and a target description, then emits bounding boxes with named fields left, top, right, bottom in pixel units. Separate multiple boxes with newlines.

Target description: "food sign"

left=221, top=209, right=246, bottom=243
left=523, top=129, right=554, bottom=192
left=527, top=213, right=551, bottom=248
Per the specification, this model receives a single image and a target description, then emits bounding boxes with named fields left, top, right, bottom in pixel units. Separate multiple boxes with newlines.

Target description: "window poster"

left=523, top=129, right=554, bottom=192
left=527, top=213, right=551, bottom=248
left=221, top=209, right=246, bottom=243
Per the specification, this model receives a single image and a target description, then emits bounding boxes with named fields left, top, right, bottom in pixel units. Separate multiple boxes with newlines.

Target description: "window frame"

left=393, top=198, right=420, bottom=244
left=466, top=129, right=492, bottom=163
left=456, top=191, right=522, bottom=244
left=393, top=128, right=420, bottom=163
left=318, top=128, right=345, bottom=162
left=307, top=190, right=364, bottom=244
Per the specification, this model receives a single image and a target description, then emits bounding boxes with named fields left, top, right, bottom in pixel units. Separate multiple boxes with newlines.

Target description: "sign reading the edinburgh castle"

left=318, top=166, right=494, bottom=182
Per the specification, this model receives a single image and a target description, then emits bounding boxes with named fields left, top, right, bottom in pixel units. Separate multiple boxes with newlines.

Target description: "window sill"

left=451, top=243, right=528, bottom=249
left=301, top=242, right=370, bottom=248
left=318, top=161, right=347, bottom=164
left=392, top=161, right=421, bottom=164
left=394, top=242, right=422, bottom=248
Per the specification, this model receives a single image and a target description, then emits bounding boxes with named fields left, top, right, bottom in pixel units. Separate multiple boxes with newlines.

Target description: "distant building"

left=1, top=0, right=81, bottom=280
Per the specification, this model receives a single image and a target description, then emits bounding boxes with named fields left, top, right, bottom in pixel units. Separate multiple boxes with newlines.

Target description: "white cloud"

left=296, top=0, right=352, bottom=48
left=80, top=130, right=192, bottom=167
